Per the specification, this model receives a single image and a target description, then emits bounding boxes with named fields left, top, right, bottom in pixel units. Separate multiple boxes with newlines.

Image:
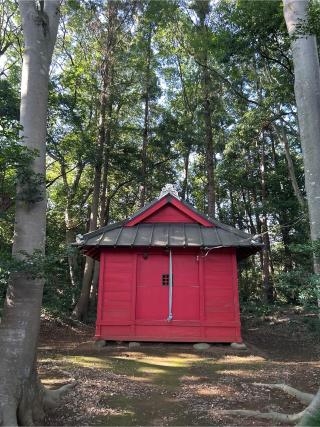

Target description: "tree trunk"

left=72, top=1, right=117, bottom=320
left=203, top=69, right=215, bottom=219
left=298, top=387, right=320, bottom=426
left=90, top=105, right=112, bottom=312
left=88, top=261, right=100, bottom=315
left=196, top=1, right=215, bottom=218
left=283, top=1, right=320, bottom=419
left=283, top=0, right=320, bottom=278
left=105, top=189, right=111, bottom=225
left=0, top=2, right=63, bottom=425
left=181, top=150, right=190, bottom=201
left=139, top=26, right=152, bottom=208
left=242, top=189, right=256, bottom=235
left=72, top=93, right=105, bottom=320
left=66, top=226, right=78, bottom=304
left=100, top=101, right=113, bottom=226
left=61, top=164, right=83, bottom=304
left=259, top=137, right=274, bottom=303
left=251, top=187, right=263, bottom=269
left=262, top=219, right=274, bottom=303
left=140, top=91, right=149, bottom=207
left=273, top=122, right=305, bottom=207
left=229, top=189, right=236, bottom=226
left=72, top=75, right=107, bottom=320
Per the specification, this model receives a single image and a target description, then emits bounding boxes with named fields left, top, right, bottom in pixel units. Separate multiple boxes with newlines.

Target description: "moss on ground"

left=96, top=394, right=193, bottom=426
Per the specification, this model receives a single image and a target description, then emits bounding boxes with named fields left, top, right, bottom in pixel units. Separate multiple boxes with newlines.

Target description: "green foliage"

left=42, top=249, right=79, bottom=315
left=240, top=301, right=276, bottom=317
left=294, top=0, right=320, bottom=40
left=0, top=117, right=39, bottom=253
left=0, top=247, right=78, bottom=316
left=1, top=0, right=319, bottom=318
left=0, top=116, right=46, bottom=220
left=276, top=270, right=318, bottom=306
left=0, top=80, right=19, bottom=119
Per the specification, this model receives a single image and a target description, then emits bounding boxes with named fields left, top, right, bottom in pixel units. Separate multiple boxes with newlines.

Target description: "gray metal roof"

left=78, top=222, right=261, bottom=252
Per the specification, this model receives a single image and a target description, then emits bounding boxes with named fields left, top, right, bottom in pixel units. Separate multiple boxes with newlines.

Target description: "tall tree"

left=191, top=0, right=215, bottom=218
left=283, top=0, right=320, bottom=423
left=72, top=0, right=120, bottom=320
left=0, top=2, right=73, bottom=425
left=283, top=0, right=320, bottom=279
left=139, top=23, right=153, bottom=208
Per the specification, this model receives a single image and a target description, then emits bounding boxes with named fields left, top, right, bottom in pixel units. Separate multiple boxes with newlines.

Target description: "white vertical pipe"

left=167, top=249, right=173, bottom=321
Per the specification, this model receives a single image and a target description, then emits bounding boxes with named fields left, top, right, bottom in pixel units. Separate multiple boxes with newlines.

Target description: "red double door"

left=135, top=252, right=200, bottom=322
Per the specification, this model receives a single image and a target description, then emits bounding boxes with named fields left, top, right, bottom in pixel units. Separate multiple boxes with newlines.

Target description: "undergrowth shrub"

left=0, top=247, right=81, bottom=317
left=275, top=270, right=319, bottom=306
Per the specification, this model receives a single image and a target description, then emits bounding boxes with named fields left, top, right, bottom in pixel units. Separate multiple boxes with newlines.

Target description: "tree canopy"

left=0, top=0, right=319, bottom=330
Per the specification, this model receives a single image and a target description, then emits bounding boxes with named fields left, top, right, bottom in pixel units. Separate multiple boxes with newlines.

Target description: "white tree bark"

left=298, top=387, right=320, bottom=425
left=283, top=1, right=320, bottom=424
left=0, top=1, right=60, bottom=425
left=221, top=382, right=315, bottom=424
left=283, top=0, right=320, bottom=275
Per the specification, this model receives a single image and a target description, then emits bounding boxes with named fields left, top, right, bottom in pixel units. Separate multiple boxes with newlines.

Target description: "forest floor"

left=39, top=309, right=320, bottom=426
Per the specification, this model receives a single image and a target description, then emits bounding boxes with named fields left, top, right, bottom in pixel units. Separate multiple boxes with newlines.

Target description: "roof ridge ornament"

left=159, top=184, right=180, bottom=200
left=76, top=234, right=84, bottom=243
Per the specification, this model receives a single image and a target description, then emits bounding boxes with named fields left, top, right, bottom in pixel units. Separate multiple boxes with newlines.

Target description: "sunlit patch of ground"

left=215, top=355, right=266, bottom=364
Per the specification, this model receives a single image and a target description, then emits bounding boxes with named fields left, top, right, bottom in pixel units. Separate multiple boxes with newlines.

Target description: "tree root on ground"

left=220, top=383, right=315, bottom=424
left=221, top=408, right=306, bottom=423
left=43, top=381, right=77, bottom=410
left=253, top=383, right=314, bottom=404
left=0, top=380, right=77, bottom=426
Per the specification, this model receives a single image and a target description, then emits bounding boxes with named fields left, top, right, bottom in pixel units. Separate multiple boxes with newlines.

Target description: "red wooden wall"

left=95, top=247, right=241, bottom=343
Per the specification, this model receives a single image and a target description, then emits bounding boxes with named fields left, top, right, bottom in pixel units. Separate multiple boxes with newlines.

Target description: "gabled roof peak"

left=126, top=193, right=213, bottom=227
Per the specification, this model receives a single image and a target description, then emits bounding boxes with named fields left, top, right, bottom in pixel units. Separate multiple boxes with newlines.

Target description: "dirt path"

left=38, top=313, right=320, bottom=426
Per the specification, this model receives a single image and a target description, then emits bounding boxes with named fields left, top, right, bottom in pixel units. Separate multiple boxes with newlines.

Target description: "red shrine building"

left=77, top=186, right=261, bottom=343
